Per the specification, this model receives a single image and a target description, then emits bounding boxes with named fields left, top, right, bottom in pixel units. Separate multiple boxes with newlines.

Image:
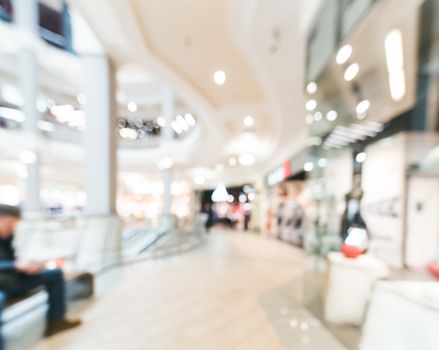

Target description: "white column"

left=15, top=0, right=42, bottom=216
left=82, top=55, right=117, bottom=216
left=15, top=0, right=38, bottom=33
left=161, top=86, right=174, bottom=224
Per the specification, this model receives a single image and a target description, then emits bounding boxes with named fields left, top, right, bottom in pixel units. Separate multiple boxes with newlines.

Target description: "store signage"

left=267, top=161, right=292, bottom=186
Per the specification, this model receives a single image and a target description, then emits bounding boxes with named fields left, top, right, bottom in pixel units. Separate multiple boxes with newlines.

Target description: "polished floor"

left=34, top=230, right=347, bottom=350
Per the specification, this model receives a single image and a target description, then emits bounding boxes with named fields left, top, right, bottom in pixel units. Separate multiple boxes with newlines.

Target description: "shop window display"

left=200, top=185, right=255, bottom=232
left=265, top=180, right=306, bottom=247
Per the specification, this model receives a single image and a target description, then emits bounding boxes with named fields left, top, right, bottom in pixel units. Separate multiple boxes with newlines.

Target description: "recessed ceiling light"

left=128, top=102, right=137, bottom=113
left=306, top=82, right=318, bottom=94
left=171, top=120, right=183, bottom=134
left=213, top=70, right=226, bottom=85
left=304, top=162, right=314, bottom=172
left=176, top=114, right=189, bottom=131
left=356, top=152, right=367, bottom=163
left=193, top=175, right=205, bottom=185
left=184, top=113, right=196, bottom=126
left=239, top=194, right=247, bottom=203
left=243, top=115, right=254, bottom=127
left=336, top=45, right=352, bottom=65
left=356, top=100, right=370, bottom=114
left=318, top=158, right=327, bottom=168
left=313, top=111, right=322, bottom=121
left=344, top=63, right=359, bottom=81
left=305, top=99, right=317, bottom=111
left=385, top=29, right=406, bottom=101
left=119, top=127, right=137, bottom=140
left=228, top=157, right=237, bottom=166
left=215, top=164, right=224, bottom=172
left=156, top=116, right=166, bottom=127
left=238, top=154, right=255, bottom=166
left=326, top=110, right=338, bottom=121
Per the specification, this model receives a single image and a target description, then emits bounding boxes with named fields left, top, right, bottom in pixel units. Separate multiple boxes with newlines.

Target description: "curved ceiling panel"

left=131, top=0, right=264, bottom=109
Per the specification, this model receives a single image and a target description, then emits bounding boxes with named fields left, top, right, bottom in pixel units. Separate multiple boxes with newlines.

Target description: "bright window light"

left=336, top=45, right=352, bottom=65
left=38, top=120, right=55, bottom=132
left=0, top=107, right=25, bottom=123
left=306, top=99, right=317, bottom=111
left=158, top=156, right=173, bottom=170
left=326, top=110, right=338, bottom=121
left=306, top=82, right=318, bottom=94
left=20, top=150, right=37, bottom=164
left=243, top=115, right=254, bottom=127
left=50, top=104, right=74, bottom=117
left=16, top=166, right=28, bottom=179
left=213, top=70, right=226, bottom=85
left=344, top=63, right=359, bottom=81
left=77, top=94, right=87, bottom=105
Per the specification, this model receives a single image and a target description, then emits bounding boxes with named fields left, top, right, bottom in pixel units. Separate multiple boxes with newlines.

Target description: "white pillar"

left=15, top=0, right=42, bottom=216
left=82, top=55, right=117, bottom=216
left=14, top=0, right=38, bottom=33
left=161, top=86, right=174, bottom=224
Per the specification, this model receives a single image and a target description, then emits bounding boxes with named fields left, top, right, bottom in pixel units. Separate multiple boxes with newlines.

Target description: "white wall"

left=362, top=134, right=407, bottom=268
left=405, top=176, right=439, bottom=269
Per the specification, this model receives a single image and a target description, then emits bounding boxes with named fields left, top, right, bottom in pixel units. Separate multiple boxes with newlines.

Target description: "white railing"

left=14, top=216, right=123, bottom=274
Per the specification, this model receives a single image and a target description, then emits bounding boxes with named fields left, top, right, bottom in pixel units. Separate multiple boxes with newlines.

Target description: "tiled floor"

left=33, top=230, right=347, bottom=350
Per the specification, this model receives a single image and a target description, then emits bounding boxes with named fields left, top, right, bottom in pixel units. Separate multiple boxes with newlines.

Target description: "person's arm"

left=0, top=260, right=15, bottom=271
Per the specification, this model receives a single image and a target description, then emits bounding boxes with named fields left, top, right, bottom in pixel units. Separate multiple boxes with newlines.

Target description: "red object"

left=283, top=161, right=292, bottom=178
left=427, top=263, right=439, bottom=279
left=341, top=244, right=363, bottom=259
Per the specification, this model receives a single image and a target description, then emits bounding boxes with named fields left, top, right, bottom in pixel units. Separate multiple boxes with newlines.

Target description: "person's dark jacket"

left=0, top=237, right=20, bottom=290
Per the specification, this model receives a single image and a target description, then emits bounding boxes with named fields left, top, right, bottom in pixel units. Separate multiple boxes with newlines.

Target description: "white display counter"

left=324, top=252, right=389, bottom=325
left=360, top=281, right=439, bottom=350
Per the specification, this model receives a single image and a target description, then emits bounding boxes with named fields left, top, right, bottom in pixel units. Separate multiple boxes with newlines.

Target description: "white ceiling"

left=67, top=0, right=319, bottom=187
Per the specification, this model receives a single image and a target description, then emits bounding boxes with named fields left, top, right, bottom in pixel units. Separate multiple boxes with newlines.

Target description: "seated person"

left=0, top=205, right=81, bottom=337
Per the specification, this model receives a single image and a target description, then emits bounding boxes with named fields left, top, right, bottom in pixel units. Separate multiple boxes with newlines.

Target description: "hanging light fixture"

left=211, top=184, right=229, bottom=203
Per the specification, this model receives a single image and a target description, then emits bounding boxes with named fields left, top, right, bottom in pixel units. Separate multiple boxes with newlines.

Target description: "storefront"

left=264, top=151, right=311, bottom=247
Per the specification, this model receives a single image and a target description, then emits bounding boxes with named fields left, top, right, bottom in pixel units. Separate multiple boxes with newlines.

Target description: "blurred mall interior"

left=0, top=0, right=438, bottom=349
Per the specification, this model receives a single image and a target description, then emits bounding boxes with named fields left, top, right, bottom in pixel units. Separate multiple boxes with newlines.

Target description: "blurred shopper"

left=203, top=203, right=214, bottom=232
left=0, top=205, right=81, bottom=339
